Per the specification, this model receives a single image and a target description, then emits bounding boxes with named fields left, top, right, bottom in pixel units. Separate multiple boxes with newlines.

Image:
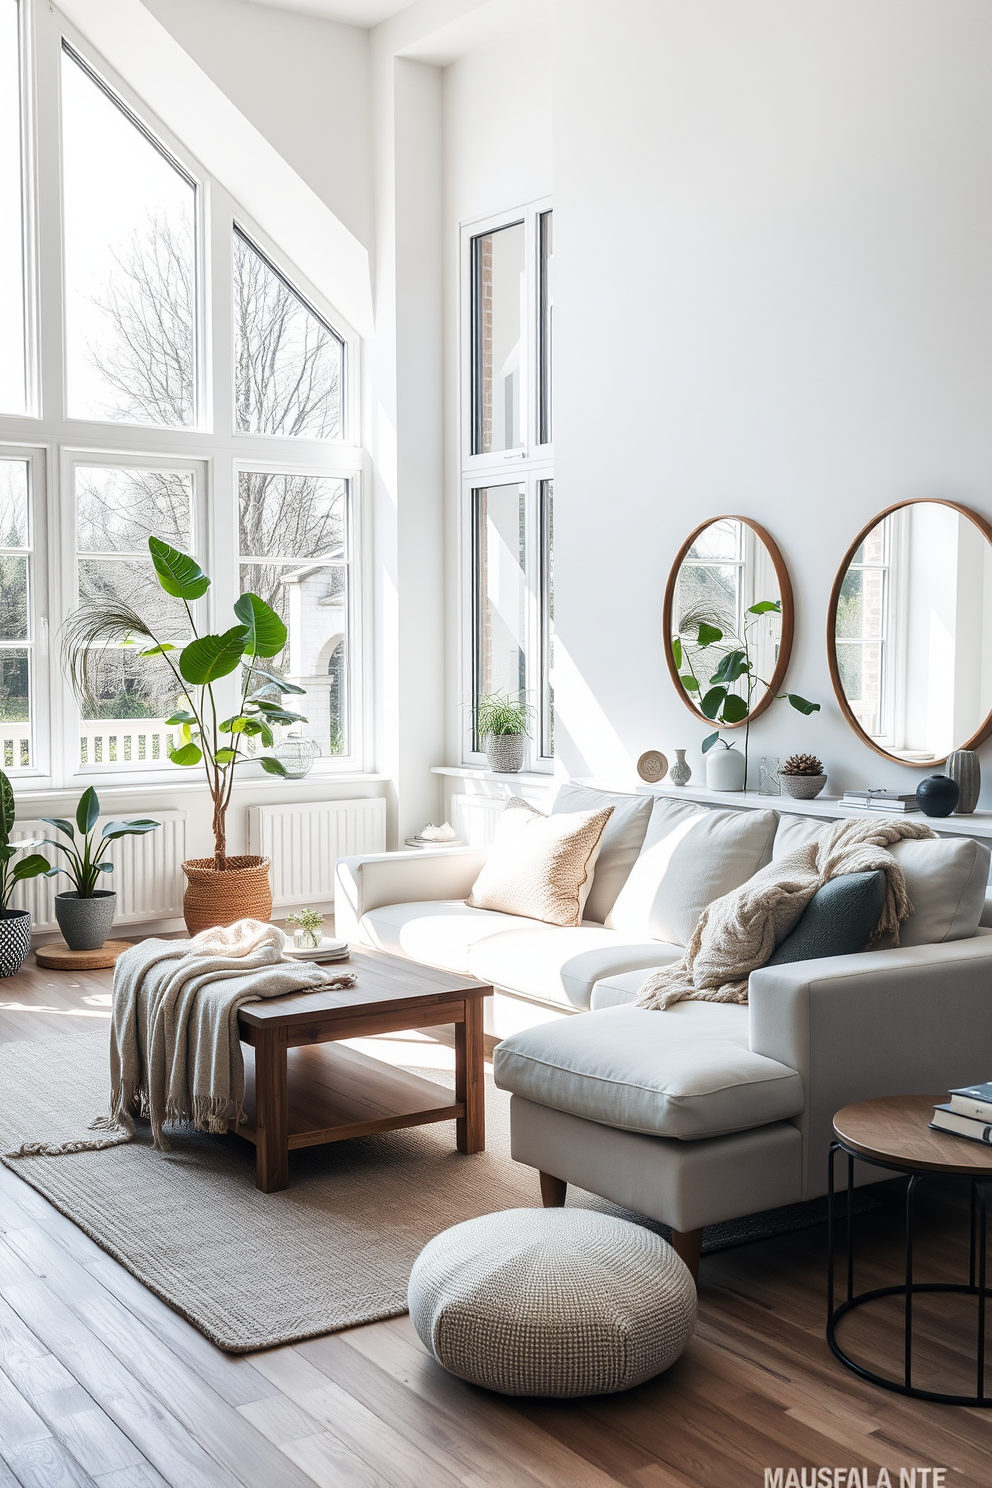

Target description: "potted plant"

left=779, top=754, right=828, bottom=800
left=474, top=692, right=533, bottom=774
left=286, top=907, right=324, bottom=950
left=41, top=787, right=160, bottom=951
left=672, top=599, right=819, bottom=789
left=0, top=770, right=50, bottom=976
left=62, top=538, right=300, bottom=933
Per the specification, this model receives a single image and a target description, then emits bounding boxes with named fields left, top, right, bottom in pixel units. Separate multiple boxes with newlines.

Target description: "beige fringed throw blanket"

left=12, top=920, right=356, bottom=1157
left=636, top=817, right=936, bottom=1012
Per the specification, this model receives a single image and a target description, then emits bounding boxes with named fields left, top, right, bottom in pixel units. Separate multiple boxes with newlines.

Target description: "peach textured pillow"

left=466, top=804, right=614, bottom=927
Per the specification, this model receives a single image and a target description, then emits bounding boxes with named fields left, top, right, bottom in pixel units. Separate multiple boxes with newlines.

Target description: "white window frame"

left=459, top=198, right=553, bottom=772
left=0, top=441, right=49, bottom=775
left=0, top=1, right=368, bottom=788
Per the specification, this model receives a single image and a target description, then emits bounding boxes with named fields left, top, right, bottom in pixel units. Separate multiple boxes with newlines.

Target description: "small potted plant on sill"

left=41, top=787, right=160, bottom=951
left=474, top=692, right=533, bottom=774
left=286, top=907, right=324, bottom=950
left=61, top=538, right=303, bottom=934
left=0, top=769, right=50, bottom=977
left=779, top=753, right=828, bottom=800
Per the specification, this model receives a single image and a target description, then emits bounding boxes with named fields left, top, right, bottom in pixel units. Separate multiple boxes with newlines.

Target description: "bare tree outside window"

left=79, top=214, right=349, bottom=759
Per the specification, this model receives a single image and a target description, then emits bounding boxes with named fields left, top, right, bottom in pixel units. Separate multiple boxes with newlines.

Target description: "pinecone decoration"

left=781, top=753, right=824, bottom=777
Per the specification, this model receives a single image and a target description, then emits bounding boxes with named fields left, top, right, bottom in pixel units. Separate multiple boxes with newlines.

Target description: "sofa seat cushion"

left=359, top=901, right=550, bottom=974
left=773, top=814, right=990, bottom=945
left=493, top=1003, right=804, bottom=1140
left=589, top=968, right=662, bottom=1010
left=468, top=929, right=682, bottom=1012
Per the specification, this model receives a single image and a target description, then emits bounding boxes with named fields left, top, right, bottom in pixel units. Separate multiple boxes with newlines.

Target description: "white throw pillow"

left=773, top=813, right=989, bottom=944
left=552, top=784, right=653, bottom=924
left=606, top=798, right=778, bottom=946
left=466, top=804, right=613, bottom=928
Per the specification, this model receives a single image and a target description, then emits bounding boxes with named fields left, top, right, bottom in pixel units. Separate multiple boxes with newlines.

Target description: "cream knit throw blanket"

left=11, top=919, right=357, bottom=1157
left=635, top=817, right=936, bottom=1012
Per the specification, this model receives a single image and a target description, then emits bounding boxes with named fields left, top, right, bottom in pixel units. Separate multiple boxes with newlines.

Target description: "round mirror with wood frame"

left=664, top=516, right=795, bottom=730
left=827, top=498, right=992, bottom=765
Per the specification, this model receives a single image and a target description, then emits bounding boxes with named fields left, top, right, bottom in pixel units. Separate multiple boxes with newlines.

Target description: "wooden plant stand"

left=35, top=940, right=133, bottom=971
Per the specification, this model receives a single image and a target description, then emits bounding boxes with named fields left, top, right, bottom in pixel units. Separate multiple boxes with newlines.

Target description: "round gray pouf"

left=408, top=1208, right=697, bottom=1397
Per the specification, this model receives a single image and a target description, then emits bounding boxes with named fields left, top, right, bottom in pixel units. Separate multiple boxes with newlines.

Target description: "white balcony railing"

left=0, top=723, right=32, bottom=770
left=80, top=718, right=177, bottom=766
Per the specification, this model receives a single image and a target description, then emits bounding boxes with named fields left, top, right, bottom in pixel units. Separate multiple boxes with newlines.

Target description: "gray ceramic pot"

left=55, top=891, right=116, bottom=951
left=485, top=734, right=525, bottom=773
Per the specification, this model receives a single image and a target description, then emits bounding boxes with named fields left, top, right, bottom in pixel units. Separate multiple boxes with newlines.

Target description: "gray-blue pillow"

left=766, top=870, right=886, bottom=966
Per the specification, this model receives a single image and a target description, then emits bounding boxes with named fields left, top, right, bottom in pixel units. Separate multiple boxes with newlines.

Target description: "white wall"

left=553, top=0, right=992, bottom=802
left=143, top=0, right=374, bottom=250
left=442, top=21, right=553, bottom=766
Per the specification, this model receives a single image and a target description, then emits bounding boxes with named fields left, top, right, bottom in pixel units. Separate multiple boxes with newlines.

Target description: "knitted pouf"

left=407, top=1207, right=697, bottom=1397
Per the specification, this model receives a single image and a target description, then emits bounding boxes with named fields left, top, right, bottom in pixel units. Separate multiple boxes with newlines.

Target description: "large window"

left=464, top=203, right=553, bottom=767
left=0, top=0, right=27, bottom=416
left=0, top=8, right=363, bottom=783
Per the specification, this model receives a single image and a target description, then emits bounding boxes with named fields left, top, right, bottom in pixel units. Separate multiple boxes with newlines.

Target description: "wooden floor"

left=1, top=955, right=991, bottom=1487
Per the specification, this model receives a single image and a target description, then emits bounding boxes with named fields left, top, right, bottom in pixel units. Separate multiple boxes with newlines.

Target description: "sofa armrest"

left=334, top=847, right=489, bottom=944
left=748, top=933, right=992, bottom=1199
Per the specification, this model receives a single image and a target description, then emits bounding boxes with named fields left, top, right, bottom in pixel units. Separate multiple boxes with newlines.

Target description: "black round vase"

left=915, top=774, right=960, bottom=817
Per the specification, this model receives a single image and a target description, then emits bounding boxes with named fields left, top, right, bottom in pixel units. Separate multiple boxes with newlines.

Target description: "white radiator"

left=247, top=798, right=386, bottom=908
left=450, top=792, right=506, bottom=845
left=10, top=810, right=187, bottom=932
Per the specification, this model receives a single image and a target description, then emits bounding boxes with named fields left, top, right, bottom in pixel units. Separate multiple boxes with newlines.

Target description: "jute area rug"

left=0, top=1031, right=876, bottom=1354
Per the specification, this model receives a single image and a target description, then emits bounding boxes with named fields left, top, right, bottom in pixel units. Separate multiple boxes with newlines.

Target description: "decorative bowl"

left=779, top=773, right=827, bottom=800
left=274, top=738, right=321, bottom=778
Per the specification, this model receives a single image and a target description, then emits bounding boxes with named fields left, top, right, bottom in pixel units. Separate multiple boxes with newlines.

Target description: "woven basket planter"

left=182, top=855, right=272, bottom=935
left=485, top=734, right=525, bottom=773
left=0, top=909, right=31, bottom=978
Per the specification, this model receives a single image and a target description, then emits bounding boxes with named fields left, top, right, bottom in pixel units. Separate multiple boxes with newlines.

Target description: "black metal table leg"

left=826, top=1145, right=992, bottom=1407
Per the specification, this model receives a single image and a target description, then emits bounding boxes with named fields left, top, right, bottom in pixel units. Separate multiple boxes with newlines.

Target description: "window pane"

left=62, top=46, right=196, bottom=427
left=234, top=229, right=343, bottom=439
left=473, top=483, right=527, bottom=747
left=0, top=0, right=26, bottom=415
left=472, top=222, right=525, bottom=455
left=239, top=471, right=350, bottom=757
left=539, top=479, right=554, bottom=757
left=77, top=466, right=192, bottom=553
left=539, top=211, right=553, bottom=445
left=239, top=562, right=349, bottom=756
left=0, top=459, right=30, bottom=768
left=0, top=457, right=28, bottom=547
left=238, top=471, right=345, bottom=560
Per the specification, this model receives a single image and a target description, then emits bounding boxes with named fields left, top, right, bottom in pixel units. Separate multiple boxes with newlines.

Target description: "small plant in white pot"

left=0, top=769, right=51, bottom=977
left=42, top=788, right=160, bottom=951
left=474, top=692, right=533, bottom=774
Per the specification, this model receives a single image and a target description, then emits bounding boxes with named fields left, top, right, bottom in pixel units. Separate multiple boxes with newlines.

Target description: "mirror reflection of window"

left=674, top=519, right=781, bottom=712
left=834, top=503, right=992, bottom=761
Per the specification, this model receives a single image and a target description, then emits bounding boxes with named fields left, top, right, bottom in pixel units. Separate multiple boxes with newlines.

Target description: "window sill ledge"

left=11, top=772, right=391, bottom=806
left=431, top=764, right=558, bottom=787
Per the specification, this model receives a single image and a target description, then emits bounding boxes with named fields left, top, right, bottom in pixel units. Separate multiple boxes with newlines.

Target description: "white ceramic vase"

left=669, top=749, right=692, bottom=787
left=706, top=744, right=746, bottom=792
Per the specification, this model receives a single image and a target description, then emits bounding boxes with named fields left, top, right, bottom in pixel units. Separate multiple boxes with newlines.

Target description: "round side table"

left=829, top=1094, right=992, bottom=1406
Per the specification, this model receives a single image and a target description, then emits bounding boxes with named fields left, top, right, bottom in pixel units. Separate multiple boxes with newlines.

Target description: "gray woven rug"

left=0, top=1031, right=873, bottom=1352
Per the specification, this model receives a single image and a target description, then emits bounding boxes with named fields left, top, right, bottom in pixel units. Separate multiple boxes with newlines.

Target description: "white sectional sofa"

left=335, top=784, right=992, bottom=1274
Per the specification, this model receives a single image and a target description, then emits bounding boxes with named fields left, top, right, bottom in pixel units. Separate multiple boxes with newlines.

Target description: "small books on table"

left=930, top=1083, right=992, bottom=1144
left=841, top=791, right=919, bottom=812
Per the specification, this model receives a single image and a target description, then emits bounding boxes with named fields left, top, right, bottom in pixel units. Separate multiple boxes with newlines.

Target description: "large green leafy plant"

left=0, top=769, right=50, bottom=911
left=42, top=787, right=159, bottom=896
left=673, top=599, right=819, bottom=770
left=62, top=538, right=304, bottom=869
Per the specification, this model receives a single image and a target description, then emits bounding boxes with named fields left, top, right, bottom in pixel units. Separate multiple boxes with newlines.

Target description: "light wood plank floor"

left=1, top=952, right=990, bottom=1486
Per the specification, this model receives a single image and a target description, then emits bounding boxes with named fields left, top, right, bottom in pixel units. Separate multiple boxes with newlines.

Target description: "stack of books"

left=930, top=1083, right=992, bottom=1145
left=840, top=790, right=919, bottom=813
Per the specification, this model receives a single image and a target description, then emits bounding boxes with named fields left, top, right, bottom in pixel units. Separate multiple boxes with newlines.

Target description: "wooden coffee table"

left=829, top=1094, right=992, bottom=1406
left=234, top=947, right=490, bottom=1192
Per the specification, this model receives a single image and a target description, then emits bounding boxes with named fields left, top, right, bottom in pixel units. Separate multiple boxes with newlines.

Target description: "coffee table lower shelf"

left=234, top=1041, right=465, bottom=1152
